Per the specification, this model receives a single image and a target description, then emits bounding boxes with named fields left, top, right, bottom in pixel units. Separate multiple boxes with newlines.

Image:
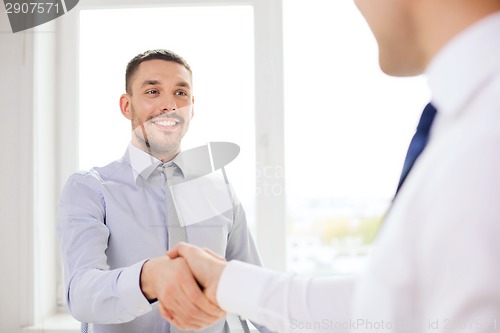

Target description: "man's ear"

left=119, top=94, right=133, bottom=120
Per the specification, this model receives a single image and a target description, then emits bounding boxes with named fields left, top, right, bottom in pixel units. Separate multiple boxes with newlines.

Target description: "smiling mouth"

left=153, top=119, right=179, bottom=126
left=149, top=114, right=182, bottom=130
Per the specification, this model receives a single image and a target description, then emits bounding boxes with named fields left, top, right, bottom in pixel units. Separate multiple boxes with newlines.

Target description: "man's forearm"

left=67, top=261, right=152, bottom=324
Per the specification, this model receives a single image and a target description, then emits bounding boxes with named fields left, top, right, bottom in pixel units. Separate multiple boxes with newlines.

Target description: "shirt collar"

left=426, top=11, right=500, bottom=117
left=125, top=143, right=187, bottom=181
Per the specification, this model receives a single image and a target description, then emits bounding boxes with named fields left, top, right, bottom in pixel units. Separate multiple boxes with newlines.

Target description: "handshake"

left=140, top=243, right=229, bottom=330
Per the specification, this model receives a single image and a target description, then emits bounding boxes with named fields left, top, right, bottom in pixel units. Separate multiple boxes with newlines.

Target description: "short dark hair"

left=125, top=49, right=192, bottom=94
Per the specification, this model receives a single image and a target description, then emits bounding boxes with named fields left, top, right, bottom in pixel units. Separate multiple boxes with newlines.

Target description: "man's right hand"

left=167, top=243, right=228, bottom=309
left=140, top=255, right=226, bottom=329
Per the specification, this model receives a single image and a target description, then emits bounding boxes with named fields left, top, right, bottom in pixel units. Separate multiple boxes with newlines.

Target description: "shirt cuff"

left=217, top=260, right=267, bottom=319
left=116, top=260, right=153, bottom=318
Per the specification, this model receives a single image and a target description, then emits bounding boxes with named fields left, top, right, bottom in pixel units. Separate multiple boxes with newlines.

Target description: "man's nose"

left=160, top=95, right=176, bottom=112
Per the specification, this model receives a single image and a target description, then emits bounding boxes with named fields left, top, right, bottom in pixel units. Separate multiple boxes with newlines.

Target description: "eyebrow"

left=140, top=79, right=191, bottom=89
left=140, top=80, right=160, bottom=88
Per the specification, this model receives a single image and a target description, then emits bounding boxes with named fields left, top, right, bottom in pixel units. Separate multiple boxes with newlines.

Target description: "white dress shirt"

left=217, top=12, right=500, bottom=333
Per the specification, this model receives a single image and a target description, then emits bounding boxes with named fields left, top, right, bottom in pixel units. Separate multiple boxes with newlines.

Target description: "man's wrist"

left=207, top=260, right=227, bottom=305
left=140, top=258, right=158, bottom=301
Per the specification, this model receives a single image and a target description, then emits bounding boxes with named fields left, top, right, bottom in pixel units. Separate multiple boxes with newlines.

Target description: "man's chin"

left=145, top=142, right=181, bottom=157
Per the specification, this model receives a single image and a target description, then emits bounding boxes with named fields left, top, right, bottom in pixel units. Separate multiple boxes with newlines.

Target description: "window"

left=283, top=0, right=431, bottom=274
left=79, top=0, right=431, bottom=277
left=78, top=5, right=256, bottom=223
left=57, top=0, right=285, bottom=271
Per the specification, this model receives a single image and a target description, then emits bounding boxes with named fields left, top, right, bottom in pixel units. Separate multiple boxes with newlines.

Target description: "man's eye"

left=146, top=90, right=159, bottom=95
left=175, top=90, right=188, bottom=96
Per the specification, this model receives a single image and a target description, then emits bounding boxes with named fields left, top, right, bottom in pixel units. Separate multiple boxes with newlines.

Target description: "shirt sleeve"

left=223, top=185, right=272, bottom=333
left=217, top=261, right=356, bottom=333
left=57, top=171, right=152, bottom=324
left=220, top=182, right=355, bottom=333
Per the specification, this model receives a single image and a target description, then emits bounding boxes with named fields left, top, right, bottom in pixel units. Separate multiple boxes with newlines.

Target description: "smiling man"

left=120, top=58, right=193, bottom=163
left=57, top=49, right=269, bottom=333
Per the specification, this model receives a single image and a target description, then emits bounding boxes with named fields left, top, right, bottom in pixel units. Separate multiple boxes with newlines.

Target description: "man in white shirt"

left=163, top=0, right=500, bottom=332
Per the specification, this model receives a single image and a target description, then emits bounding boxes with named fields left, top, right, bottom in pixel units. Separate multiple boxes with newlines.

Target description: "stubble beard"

left=131, top=106, right=184, bottom=159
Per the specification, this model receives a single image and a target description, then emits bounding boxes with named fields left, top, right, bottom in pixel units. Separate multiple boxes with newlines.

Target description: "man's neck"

left=415, top=1, right=500, bottom=69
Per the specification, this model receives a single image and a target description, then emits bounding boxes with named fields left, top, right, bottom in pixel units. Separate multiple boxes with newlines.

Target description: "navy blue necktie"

left=396, top=103, right=437, bottom=194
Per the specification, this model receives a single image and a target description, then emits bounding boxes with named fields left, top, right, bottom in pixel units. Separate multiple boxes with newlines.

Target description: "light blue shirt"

left=57, top=143, right=265, bottom=333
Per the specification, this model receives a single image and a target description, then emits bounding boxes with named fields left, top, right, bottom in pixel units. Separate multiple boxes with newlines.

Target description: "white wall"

left=0, top=13, right=35, bottom=333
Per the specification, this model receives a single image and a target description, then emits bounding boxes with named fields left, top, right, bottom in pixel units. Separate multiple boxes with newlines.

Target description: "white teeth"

left=155, top=120, right=177, bottom=126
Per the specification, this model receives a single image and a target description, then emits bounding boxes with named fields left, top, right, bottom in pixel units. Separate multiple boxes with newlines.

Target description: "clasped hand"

left=141, top=243, right=228, bottom=330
